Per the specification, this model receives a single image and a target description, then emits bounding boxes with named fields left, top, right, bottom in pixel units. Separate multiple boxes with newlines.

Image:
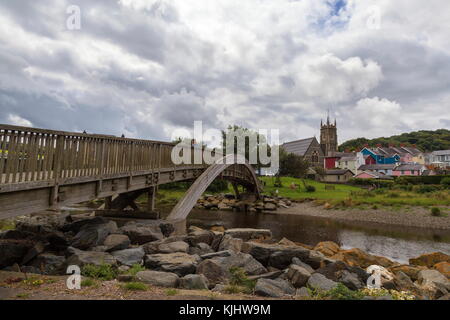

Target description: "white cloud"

left=7, top=114, right=33, bottom=127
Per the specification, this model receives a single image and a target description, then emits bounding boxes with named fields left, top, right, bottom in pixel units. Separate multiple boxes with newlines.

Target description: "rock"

left=218, top=235, right=243, bottom=253
left=331, top=248, right=395, bottom=268
left=21, top=242, right=46, bottom=265
left=224, top=228, right=272, bottom=241
left=254, top=278, right=295, bottom=298
left=268, top=247, right=311, bottom=269
left=179, top=274, right=209, bottom=290
left=388, top=265, right=426, bottom=281
left=118, top=265, right=130, bottom=272
left=417, top=269, right=450, bottom=289
left=0, top=240, right=32, bottom=268
left=61, top=217, right=110, bottom=233
left=314, top=241, right=340, bottom=257
left=103, top=234, right=130, bottom=252
left=296, top=287, right=311, bottom=299
left=189, top=243, right=214, bottom=256
left=248, top=271, right=284, bottom=281
left=111, top=247, right=145, bottom=266
left=434, top=262, right=450, bottom=279
left=142, top=236, right=188, bottom=254
left=20, top=266, right=42, bottom=274
left=278, top=238, right=296, bottom=246
left=438, top=294, right=450, bottom=300
left=65, top=247, right=117, bottom=267
left=201, top=250, right=233, bottom=260
left=303, top=250, right=327, bottom=269
left=158, top=241, right=189, bottom=254
left=315, top=261, right=370, bottom=285
left=71, top=221, right=118, bottom=250
left=28, top=254, right=66, bottom=275
left=196, top=252, right=267, bottom=286
left=287, top=265, right=312, bottom=288
left=0, top=230, right=35, bottom=240
left=117, top=274, right=134, bottom=282
left=307, top=273, right=338, bottom=292
left=242, top=242, right=310, bottom=268
left=393, top=271, right=418, bottom=292
left=186, top=227, right=215, bottom=246
left=136, top=270, right=179, bottom=288
left=291, top=257, right=315, bottom=273
left=196, top=259, right=227, bottom=287
left=120, top=222, right=164, bottom=245
left=409, top=252, right=450, bottom=268
left=145, top=253, right=199, bottom=276
left=263, top=203, right=277, bottom=211
left=218, top=203, right=233, bottom=211
left=212, top=284, right=226, bottom=292
left=339, top=270, right=364, bottom=290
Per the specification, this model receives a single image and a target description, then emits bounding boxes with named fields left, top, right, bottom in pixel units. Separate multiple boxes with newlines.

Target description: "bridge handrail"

left=0, top=124, right=209, bottom=186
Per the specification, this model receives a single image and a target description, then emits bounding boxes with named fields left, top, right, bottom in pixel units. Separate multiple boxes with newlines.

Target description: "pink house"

left=392, top=164, right=426, bottom=176
left=399, top=153, right=413, bottom=163
left=354, top=171, right=386, bottom=179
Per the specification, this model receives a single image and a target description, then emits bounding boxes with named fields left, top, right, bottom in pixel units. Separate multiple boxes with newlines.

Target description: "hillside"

left=339, top=129, right=450, bottom=152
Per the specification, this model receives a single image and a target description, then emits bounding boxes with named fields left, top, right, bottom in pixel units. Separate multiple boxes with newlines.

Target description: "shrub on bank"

left=431, top=207, right=442, bottom=217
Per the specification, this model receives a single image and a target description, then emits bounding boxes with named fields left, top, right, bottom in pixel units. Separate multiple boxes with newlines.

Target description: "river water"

left=185, top=209, right=450, bottom=264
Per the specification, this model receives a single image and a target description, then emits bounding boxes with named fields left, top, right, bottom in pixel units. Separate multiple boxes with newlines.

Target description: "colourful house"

left=392, top=164, right=427, bottom=176
left=361, top=148, right=400, bottom=165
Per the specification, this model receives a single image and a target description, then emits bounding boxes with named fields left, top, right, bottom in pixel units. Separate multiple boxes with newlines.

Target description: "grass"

left=16, top=293, right=31, bottom=299
left=81, top=264, right=117, bottom=281
left=0, top=219, right=15, bottom=231
left=165, top=288, right=179, bottom=296
left=228, top=267, right=256, bottom=294
left=81, top=278, right=98, bottom=288
left=125, top=264, right=146, bottom=276
left=122, top=282, right=148, bottom=291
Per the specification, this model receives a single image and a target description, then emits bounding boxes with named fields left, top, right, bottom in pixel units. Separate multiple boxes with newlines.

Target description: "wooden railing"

left=0, top=124, right=206, bottom=186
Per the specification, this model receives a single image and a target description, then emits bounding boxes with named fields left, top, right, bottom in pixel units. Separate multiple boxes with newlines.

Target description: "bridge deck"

left=0, top=124, right=258, bottom=219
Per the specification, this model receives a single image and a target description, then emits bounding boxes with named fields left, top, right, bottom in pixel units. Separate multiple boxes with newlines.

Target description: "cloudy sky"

left=0, top=0, right=449, bottom=145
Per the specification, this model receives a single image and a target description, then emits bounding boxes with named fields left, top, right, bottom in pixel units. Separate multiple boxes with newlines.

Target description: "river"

left=184, top=209, right=450, bottom=264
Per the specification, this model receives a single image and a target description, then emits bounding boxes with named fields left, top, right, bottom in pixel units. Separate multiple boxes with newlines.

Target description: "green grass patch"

left=165, top=288, right=179, bottom=296
left=81, top=278, right=97, bottom=288
left=81, top=264, right=117, bottom=281
left=125, top=264, right=146, bottom=276
left=0, top=219, right=15, bottom=231
left=122, top=282, right=148, bottom=291
left=228, top=267, right=256, bottom=294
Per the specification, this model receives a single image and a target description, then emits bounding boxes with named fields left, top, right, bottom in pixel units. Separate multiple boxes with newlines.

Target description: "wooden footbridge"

left=0, top=124, right=261, bottom=222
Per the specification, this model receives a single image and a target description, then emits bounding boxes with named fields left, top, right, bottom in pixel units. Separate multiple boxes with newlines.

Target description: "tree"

left=278, top=147, right=310, bottom=178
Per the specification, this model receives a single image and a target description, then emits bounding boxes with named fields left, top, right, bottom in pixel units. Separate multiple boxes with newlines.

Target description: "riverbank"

left=276, top=202, right=450, bottom=230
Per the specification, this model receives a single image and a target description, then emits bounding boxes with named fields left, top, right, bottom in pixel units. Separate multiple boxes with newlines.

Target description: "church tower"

left=320, top=113, right=338, bottom=156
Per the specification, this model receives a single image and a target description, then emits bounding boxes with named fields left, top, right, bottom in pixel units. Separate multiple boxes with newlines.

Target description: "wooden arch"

left=166, top=154, right=261, bottom=221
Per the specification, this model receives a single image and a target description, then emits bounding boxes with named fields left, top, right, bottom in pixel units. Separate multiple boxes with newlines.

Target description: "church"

left=281, top=115, right=338, bottom=168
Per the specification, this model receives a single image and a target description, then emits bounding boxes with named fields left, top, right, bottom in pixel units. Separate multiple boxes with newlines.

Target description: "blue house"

left=361, top=148, right=400, bottom=165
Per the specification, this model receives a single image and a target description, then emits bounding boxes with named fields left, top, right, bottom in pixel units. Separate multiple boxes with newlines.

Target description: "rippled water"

left=186, top=209, right=450, bottom=264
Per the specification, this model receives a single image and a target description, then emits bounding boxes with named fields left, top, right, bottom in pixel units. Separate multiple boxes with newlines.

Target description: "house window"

left=401, top=170, right=405, bottom=175
left=311, top=151, right=319, bottom=164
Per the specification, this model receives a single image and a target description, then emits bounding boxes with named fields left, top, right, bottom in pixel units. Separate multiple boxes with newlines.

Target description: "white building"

left=430, top=150, right=450, bottom=168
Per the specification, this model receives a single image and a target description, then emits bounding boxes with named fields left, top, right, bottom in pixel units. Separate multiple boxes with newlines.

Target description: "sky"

left=0, top=0, right=449, bottom=145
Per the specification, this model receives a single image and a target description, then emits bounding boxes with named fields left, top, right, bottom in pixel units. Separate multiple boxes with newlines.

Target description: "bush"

left=349, top=178, right=394, bottom=188
left=123, top=282, right=148, bottom=291
left=126, top=264, right=146, bottom=276
left=414, top=185, right=440, bottom=194
left=395, top=175, right=450, bottom=185
left=82, top=264, right=117, bottom=280
left=165, top=289, right=178, bottom=296
left=312, top=283, right=364, bottom=300
left=81, top=278, right=97, bottom=288
left=431, top=207, right=442, bottom=217
left=229, top=267, right=256, bottom=294
left=206, top=179, right=229, bottom=193
left=441, top=177, right=450, bottom=186
left=305, top=185, right=316, bottom=193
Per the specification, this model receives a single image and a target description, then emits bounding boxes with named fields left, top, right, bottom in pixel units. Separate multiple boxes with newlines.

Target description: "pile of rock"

left=195, top=194, right=293, bottom=212
left=0, top=215, right=449, bottom=300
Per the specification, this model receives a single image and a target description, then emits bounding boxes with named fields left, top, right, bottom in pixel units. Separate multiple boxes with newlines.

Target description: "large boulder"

left=330, top=248, right=395, bottom=268
left=179, top=274, right=209, bottom=290
left=196, top=252, right=267, bottom=286
left=61, top=217, right=109, bottom=233
left=417, top=269, right=450, bottom=299
left=218, top=235, right=243, bottom=253
left=120, top=222, right=164, bottom=245
left=186, top=227, right=215, bottom=246
left=189, top=243, right=214, bottom=256
left=0, top=240, right=33, bottom=268
left=65, top=247, right=117, bottom=267
left=409, top=252, right=450, bottom=268
left=70, top=221, right=118, bottom=250
left=287, top=264, right=312, bottom=288
left=143, top=236, right=188, bottom=254
left=339, top=270, right=365, bottom=290
left=28, top=253, right=66, bottom=275
left=314, top=241, right=340, bottom=257
left=388, top=265, right=426, bottom=281
left=242, top=242, right=310, bottom=268
left=254, top=278, right=295, bottom=298
left=136, top=270, right=179, bottom=288
left=158, top=241, right=189, bottom=254
left=145, top=253, right=199, bottom=276
left=315, top=261, right=370, bottom=284
left=292, top=257, right=314, bottom=273
left=103, top=234, right=130, bottom=252
left=307, top=273, right=338, bottom=292
left=111, top=247, right=145, bottom=266
left=434, top=262, right=450, bottom=279
left=224, top=229, right=272, bottom=241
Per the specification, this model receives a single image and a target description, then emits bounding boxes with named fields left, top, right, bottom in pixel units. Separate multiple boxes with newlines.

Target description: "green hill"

left=339, top=129, right=450, bottom=152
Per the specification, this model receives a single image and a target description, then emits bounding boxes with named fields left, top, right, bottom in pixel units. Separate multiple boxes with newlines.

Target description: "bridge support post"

left=231, top=183, right=240, bottom=200
left=148, top=186, right=157, bottom=212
